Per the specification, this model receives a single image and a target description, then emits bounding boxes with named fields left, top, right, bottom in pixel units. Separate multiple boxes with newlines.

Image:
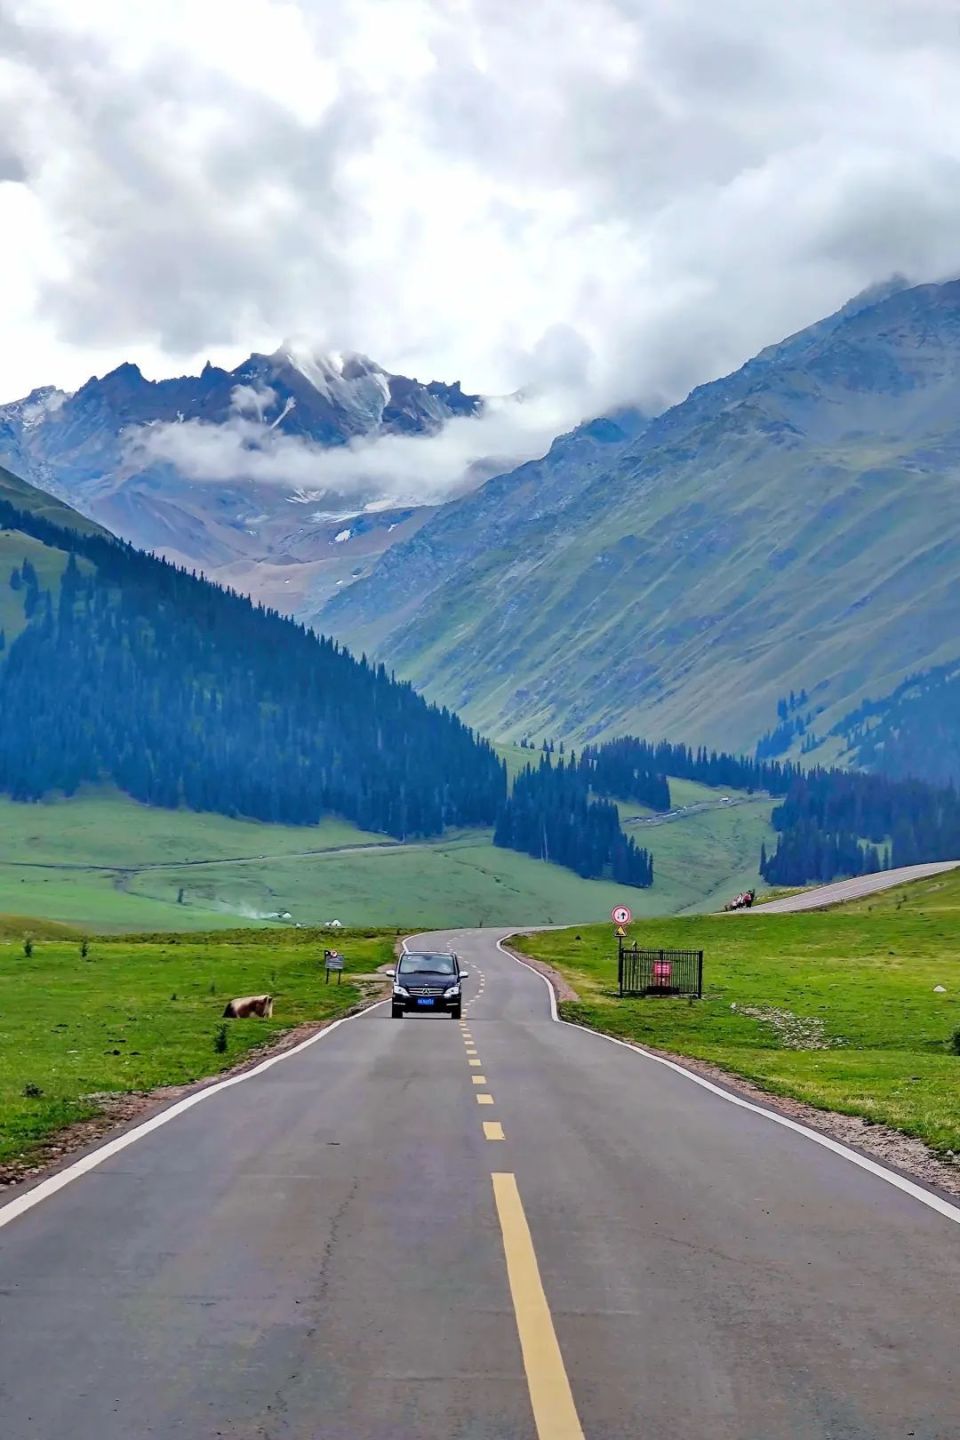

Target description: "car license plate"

left=417, top=997, right=434, bottom=1006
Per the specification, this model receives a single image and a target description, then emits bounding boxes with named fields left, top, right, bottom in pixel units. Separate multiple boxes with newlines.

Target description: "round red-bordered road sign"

left=611, top=904, right=633, bottom=925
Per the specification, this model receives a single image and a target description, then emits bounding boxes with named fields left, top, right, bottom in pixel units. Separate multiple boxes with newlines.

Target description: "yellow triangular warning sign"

left=615, top=924, right=626, bottom=937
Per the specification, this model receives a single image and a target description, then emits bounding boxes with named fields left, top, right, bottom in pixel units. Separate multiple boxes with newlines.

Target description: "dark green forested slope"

left=0, top=479, right=505, bottom=839
left=534, top=736, right=960, bottom=887
left=831, top=664, right=960, bottom=789
left=3, top=462, right=957, bottom=895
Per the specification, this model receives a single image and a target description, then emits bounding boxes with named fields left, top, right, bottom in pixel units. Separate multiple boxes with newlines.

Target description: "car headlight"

left=394, top=984, right=410, bottom=997
left=443, top=984, right=461, bottom=998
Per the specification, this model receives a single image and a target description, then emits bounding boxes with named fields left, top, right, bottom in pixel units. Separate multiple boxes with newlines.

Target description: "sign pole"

left=323, top=949, right=345, bottom=985
left=611, top=905, right=632, bottom=998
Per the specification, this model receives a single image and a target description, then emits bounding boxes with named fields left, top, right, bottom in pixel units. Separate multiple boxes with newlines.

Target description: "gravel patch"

left=731, top=1003, right=844, bottom=1050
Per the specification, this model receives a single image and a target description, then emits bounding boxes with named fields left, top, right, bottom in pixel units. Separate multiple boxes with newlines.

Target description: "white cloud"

left=229, top=383, right=277, bottom=420
left=2, top=0, right=960, bottom=449
left=126, top=388, right=578, bottom=505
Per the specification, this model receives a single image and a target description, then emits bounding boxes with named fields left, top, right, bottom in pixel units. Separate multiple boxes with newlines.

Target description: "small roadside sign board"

left=611, top=905, right=633, bottom=926
left=323, top=949, right=344, bottom=983
left=615, top=924, right=627, bottom=937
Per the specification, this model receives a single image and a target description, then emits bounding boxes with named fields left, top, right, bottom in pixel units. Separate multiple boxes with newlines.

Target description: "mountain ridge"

left=0, top=346, right=484, bottom=614
left=322, top=277, right=960, bottom=752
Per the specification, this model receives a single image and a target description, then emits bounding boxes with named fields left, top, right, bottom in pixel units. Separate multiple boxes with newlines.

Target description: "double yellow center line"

left=458, top=1018, right=585, bottom=1437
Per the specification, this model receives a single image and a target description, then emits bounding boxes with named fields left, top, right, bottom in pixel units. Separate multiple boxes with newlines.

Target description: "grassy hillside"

left=0, top=913, right=81, bottom=940
left=0, top=791, right=392, bottom=931
left=0, top=926, right=395, bottom=1170
left=0, top=781, right=773, bottom=931
left=516, top=870, right=960, bottom=1154
left=0, top=791, right=661, bottom=931
left=0, top=462, right=108, bottom=536
left=327, top=280, right=960, bottom=752
left=493, top=744, right=776, bottom=915
left=122, top=839, right=646, bottom=928
left=622, top=793, right=774, bottom=914
left=0, top=788, right=379, bottom=867
left=840, top=868, right=960, bottom=918
left=393, top=428, right=960, bottom=751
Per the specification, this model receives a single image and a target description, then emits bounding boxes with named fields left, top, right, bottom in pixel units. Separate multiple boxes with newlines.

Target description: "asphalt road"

left=2, top=928, right=959, bottom=1438
left=749, top=860, right=960, bottom=912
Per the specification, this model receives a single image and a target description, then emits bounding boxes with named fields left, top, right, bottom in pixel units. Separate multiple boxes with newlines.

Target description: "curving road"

left=749, top=859, right=960, bottom=913
left=1, top=927, right=959, bottom=1437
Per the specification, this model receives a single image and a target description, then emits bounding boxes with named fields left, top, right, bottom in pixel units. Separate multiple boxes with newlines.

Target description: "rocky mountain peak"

left=0, top=342, right=486, bottom=607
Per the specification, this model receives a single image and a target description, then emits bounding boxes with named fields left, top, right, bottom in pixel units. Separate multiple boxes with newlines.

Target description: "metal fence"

left=618, top=945, right=703, bottom=998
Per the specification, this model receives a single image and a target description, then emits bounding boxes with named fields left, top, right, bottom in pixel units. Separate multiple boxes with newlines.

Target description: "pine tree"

left=0, top=493, right=507, bottom=840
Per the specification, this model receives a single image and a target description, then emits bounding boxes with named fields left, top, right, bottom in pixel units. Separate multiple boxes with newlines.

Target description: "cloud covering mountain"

left=3, top=0, right=960, bottom=486
left=128, top=367, right=580, bottom=508
left=0, top=345, right=503, bottom=615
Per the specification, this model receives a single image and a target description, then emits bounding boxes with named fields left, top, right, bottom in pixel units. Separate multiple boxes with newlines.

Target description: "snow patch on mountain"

left=0, top=341, right=561, bottom=616
left=280, top=343, right=392, bottom=428
left=11, top=387, right=68, bottom=427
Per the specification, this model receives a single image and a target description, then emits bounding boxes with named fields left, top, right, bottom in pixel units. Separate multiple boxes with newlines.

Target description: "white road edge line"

left=0, top=995, right=389, bottom=1230
left=498, top=938, right=960, bottom=1227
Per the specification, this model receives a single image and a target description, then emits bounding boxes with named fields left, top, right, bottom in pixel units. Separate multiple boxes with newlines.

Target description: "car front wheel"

left=450, top=1005, right=461, bottom=1019
left=391, top=1005, right=404, bottom=1019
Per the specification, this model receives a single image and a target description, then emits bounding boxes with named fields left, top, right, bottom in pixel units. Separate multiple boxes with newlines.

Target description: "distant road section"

left=751, top=860, right=960, bottom=913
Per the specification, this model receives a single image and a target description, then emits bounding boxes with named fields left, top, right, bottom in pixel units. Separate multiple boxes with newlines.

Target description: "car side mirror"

left=385, top=968, right=396, bottom=978
left=459, top=971, right=470, bottom=980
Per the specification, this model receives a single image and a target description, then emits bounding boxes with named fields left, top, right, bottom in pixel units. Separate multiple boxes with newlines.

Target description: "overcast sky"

left=2, top=0, right=960, bottom=431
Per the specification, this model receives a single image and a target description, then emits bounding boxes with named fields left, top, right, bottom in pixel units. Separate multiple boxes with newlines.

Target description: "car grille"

left=410, top=985, right=445, bottom=996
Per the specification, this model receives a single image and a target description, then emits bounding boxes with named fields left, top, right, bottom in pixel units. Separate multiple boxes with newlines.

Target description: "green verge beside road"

left=0, top=926, right=394, bottom=1170
left=516, top=870, right=960, bottom=1155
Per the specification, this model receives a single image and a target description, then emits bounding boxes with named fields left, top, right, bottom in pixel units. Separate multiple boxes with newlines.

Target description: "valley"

left=325, top=279, right=960, bottom=762
left=7, top=279, right=960, bottom=782
left=6, top=15, right=960, bottom=1439
left=0, top=348, right=484, bottom=617
left=0, top=781, right=775, bottom=931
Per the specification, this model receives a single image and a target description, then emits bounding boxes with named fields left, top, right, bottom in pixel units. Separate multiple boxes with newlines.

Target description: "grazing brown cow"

left=222, top=994, right=273, bottom=1019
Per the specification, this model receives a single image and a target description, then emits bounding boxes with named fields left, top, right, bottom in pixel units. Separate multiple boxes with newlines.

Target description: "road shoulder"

left=505, top=937, right=960, bottom=1202
left=0, top=986, right=388, bottom=1197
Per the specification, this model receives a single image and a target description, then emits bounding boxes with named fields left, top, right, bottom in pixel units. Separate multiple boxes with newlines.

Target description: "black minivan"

left=388, top=951, right=468, bottom=1018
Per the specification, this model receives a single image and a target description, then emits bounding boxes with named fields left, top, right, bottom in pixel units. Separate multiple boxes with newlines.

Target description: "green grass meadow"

left=621, top=794, right=774, bottom=915
left=0, top=780, right=773, bottom=932
left=0, top=926, right=395, bottom=1168
left=517, top=870, right=960, bottom=1155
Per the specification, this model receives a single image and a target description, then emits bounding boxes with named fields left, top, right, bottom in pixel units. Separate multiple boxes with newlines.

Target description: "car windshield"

left=399, top=953, right=457, bottom=975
